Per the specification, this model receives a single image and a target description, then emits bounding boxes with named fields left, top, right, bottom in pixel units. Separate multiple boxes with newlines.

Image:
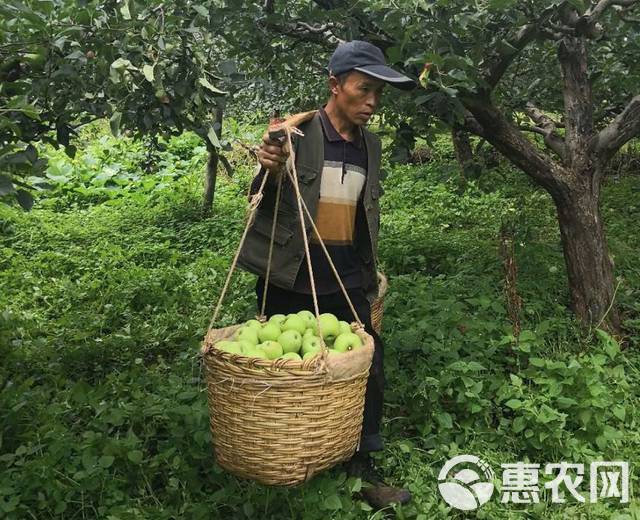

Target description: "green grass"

left=1, top=126, right=639, bottom=519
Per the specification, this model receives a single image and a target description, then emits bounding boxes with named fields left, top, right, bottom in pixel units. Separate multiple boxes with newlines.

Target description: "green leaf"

left=110, top=112, right=122, bottom=137
left=120, top=0, right=131, bottom=20
left=198, top=77, right=228, bottom=95
left=323, top=494, right=342, bottom=510
left=436, top=412, right=453, bottom=428
left=505, top=399, right=522, bottom=409
left=82, top=451, right=95, bottom=470
left=612, top=405, right=626, bottom=422
left=127, top=450, right=143, bottom=464
left=596, top=328, right=619, bottom=359
left=111, top=58, right=133, bottom=71
left=0, top=174, right=15, bottom=196
left=242, top=503, right=254, bottom=517
left=143, top=64, right=155, bottom=82
left=566, top=0, right=586, bottom=13
left=193, top=5, right=209, bottom=18
left=16, top=190, right=33, bottom=210
left=399, top=440, right=413, bottom=453
left=512, top=416, right=526, bottom=433
left=99, top=455, right=115, bottom=468
left=207, top=126, right=221, bottom=149
left=488, top=0, right=517, bottom=8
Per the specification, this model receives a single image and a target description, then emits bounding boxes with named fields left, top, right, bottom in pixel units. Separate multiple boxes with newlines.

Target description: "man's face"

left=330, top=70, right=385, bottom=126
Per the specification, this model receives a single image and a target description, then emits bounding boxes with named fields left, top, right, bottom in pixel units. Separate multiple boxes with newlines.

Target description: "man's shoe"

left=345, top=451, right=412, bottom=510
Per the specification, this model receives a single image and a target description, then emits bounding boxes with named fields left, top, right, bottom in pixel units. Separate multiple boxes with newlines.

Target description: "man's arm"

left=248, top=110, right=317, bottom=199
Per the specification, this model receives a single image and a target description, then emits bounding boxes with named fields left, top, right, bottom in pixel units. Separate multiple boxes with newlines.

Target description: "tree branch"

left=524, top=102, right=567, bottom=161
left=596, top=95, right=640, bottom=161
left=567, top=0, right=640, bottom=37
left=461, top=110, right=487, bottom=139
left=587, top=0, right=638, bottom=20
left=257, top=18, right=342, bottom=46
left=462, top=96, right=574, bottom=198
left=482, top=6, right=558, bottom=90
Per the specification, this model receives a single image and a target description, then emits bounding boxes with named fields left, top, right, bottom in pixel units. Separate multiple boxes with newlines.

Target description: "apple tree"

left=232, top=0, right=640, bottom=333
left=0, top=0, right=238, bottom=211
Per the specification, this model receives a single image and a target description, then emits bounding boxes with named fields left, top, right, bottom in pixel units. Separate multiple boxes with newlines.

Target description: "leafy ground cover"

left=1, top=124, right=639, bottom=519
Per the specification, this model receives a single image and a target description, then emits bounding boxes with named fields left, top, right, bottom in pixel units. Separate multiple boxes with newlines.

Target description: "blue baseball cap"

left=328, top=40, right=416, bottom=91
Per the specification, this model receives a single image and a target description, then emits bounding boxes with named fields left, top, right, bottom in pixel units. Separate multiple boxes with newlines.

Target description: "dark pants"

left=255, top=277, right=385, bottom=453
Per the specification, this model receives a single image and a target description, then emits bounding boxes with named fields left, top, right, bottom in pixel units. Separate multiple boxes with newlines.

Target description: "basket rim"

left=201, top=322, right=374, bottom=377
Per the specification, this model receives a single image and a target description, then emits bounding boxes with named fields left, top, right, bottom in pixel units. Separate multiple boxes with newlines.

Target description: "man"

left=237, top=40, right=415, bottom=509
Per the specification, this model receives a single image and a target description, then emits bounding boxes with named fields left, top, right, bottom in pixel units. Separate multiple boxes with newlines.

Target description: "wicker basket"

left=201, top=324, right=375, bottom=487
left=370, top=271, right=388, bottom=335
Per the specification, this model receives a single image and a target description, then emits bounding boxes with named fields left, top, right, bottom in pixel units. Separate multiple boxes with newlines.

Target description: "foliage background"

left=1, top=119, right=639, bottom=518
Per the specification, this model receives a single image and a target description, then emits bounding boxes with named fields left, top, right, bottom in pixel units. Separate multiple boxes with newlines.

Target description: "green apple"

left=282, top=314, right=306, bottom=334
left=338, top=320, right=351, bottom=335
left=259, top=340, right=283, bottom=359
left=245, top=319, right=263, bottom=331
left=238, top=340, right=255, bottom=353
left=235, top=326, right=259, bottom=345
left=303, top=351, right=319, bottom=360
left=333, top=332, right=363, bottom=352
left=258, top=322, right=281, bottom=342
left=297, top=310, right=316, bottom=329
left=216, top=340, right=242, bottom=354
left=280, top=352, right=302, bottom=361
left=244, top=347, right=269, bottom=360
left=301, top=335, right=322, bottom=356
left=269, top=314, right=287, bottom=327
left=318, top=313, right=340, bottom=343
left=303, top=328, right=316, bottom=339
left=277, top=330, right=302, bottom=354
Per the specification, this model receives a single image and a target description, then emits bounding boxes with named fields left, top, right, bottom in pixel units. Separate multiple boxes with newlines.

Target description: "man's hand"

left=256, top=110, right=317, bottom=175
left=257, top=129, right=290, bottom=174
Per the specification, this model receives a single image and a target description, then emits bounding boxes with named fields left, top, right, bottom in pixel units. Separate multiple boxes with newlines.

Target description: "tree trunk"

left=554, top=182, right=620, bottom=332
left=202, top=107, right=223, bottom=215
left=452, top=126, right=473, bottom=167
left=452, top=126, right=475, bottom=186
left=203, top=143, right=218, bottom=215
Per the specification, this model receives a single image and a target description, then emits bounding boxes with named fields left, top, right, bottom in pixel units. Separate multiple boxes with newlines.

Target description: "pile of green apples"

left=215, top=311, right=364, bottom=361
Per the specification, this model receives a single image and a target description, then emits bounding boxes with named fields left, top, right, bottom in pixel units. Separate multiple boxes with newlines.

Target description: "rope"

left=209, top=120, right=366, bottom=356
left=260, top=171, right=284, bottom=318
left=208, top=172, right=270, bottom=330
left=284, top=176, right=363, bottom=329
